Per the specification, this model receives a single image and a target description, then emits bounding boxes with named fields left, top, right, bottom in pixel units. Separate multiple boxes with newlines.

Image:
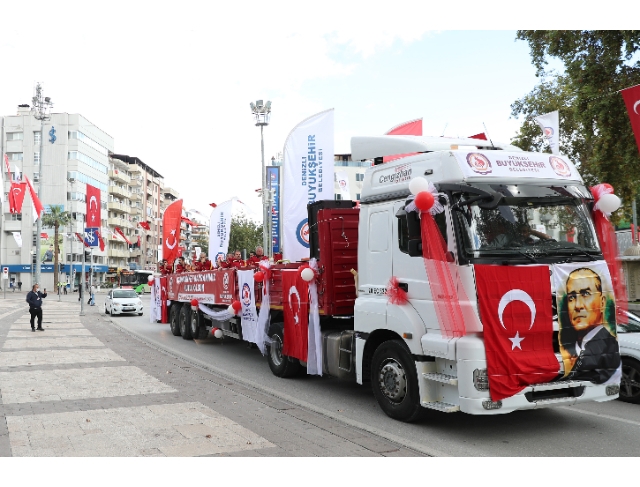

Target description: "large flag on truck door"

left=475, top=265, right=559, bottom=401
left=282, top=109, right=334, bottom=263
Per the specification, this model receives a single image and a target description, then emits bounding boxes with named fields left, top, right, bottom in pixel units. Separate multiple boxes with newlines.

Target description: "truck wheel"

left=169, top=303, right=182, bottom=336
left=620, top=357, right=640, bottom=404
left=190, top=309, right=208, bottom=340
left=179, top=305, right=193, bottom=340
left=267, top=323, right=300, bottom=378
left=371, top=340, right=424, bottom=422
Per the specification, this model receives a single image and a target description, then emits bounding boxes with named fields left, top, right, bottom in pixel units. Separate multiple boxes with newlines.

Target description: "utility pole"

left=31, top=83, right=53, bottom=287
left=80, top=219, right=86, bottom=316
left=250, top=100, right=272, bottom=257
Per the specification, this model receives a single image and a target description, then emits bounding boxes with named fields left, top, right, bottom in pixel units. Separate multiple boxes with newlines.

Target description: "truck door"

left=390, top=200, right=453, bottom=335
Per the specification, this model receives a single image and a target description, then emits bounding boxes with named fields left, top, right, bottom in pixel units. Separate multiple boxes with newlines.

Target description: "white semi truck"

left=165, top=135, right=621, bottom=422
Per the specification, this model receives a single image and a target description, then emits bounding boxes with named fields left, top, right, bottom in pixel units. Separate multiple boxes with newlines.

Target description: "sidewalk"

left=0, top=294, right=423, bottom=457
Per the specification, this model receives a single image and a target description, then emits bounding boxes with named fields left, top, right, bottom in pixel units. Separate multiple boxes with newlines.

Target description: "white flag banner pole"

left=209, top=198, right=234, bottom=267
left=282, top=109, right=334, bottom=263
left=335, top=170, right=351, bottom=200
left=535, top=110, right=560, bottom=155
left=307, top=258, right=323, bottom=376
left=237, top=269, right=264, bottom=353
left=12, top=232, right=22, bottom=248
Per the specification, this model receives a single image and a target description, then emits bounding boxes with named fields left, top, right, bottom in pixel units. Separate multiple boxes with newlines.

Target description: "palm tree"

left=42, top=206, right=72, bottom=291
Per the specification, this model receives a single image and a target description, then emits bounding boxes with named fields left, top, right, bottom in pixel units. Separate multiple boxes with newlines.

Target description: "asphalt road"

left=108, top=295, right=640, bottom=457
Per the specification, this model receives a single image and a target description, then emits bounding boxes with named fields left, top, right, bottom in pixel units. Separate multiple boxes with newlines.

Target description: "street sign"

left=84, top=227, right=99, bottom=247
left=2, top=267, right=8, bottom=280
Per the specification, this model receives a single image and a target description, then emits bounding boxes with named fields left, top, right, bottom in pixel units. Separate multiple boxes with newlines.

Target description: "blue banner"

left=267, top=166, right=280, bottom=253
left=84, top=227, right=99, bottom=247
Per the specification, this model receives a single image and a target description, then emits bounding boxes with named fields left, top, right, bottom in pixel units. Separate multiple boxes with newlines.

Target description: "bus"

left=119, top=269, right=154, bottom=294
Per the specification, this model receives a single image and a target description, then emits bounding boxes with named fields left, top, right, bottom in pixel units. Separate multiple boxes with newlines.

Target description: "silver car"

left=618, top=311, right=640, bottom=404
left=105, top=288, right=144, bottom=316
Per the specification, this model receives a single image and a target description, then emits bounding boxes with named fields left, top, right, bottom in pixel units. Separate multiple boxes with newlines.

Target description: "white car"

left=105, top=288, right=144, bottom=316
left=618, top=311, right=640, bottom=404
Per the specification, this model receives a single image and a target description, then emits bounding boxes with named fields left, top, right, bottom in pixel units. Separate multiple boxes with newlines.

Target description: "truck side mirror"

left=407, top=239, right=423, bottom=257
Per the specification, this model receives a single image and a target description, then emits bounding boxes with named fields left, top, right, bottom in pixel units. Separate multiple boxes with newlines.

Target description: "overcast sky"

left=0, top=2, right=621, bottom=220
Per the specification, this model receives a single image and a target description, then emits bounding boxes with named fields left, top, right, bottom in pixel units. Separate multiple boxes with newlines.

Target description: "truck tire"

left=190, top=309, right=208, bottom=340
left=620, top=357, right=640, bottom=404
left=267, top=323, right=300, bottom=378
left=179, top=305, right=193, bottom=340
left=169, top=303, right=182, bottom=336
left=371, top=340, right=425, bottom=422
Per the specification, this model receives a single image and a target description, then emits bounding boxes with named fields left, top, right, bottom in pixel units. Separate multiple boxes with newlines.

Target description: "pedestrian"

left=64, top=282, right=68, bottom=295
left=10, top=281, right=14, bottom=292
left=78, top=284, right=83, bottom=302
left=26, top=283, right=47, bottom=332
left=89, top=284, right=96, bottom=306
left=17, top=281, right=22, bottom=291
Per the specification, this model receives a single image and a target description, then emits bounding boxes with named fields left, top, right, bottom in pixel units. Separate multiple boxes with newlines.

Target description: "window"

left=356, top=173, right=364, bottom=182
left=66, top=171, right=108, bottom=191
left=9, top=213, right=22, bottom=221
left=34, top=152, right=40, bottom=164
left=7, top=132, right=24, bottom=141
left=68, top=131, right=108, bottom=155
left=68, top=151, right=108, bottom=173
left=7, top=153, right=23, bottom=161
left=33, top=171, right=40, bottom=182
left=34, top=132, right=41, bottom=144
left=356, top=193, right=361, bottom=200
left=335, top=194, right=342, bottom=200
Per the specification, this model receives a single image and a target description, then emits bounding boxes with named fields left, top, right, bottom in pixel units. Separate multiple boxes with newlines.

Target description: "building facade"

left=0, top=106, right=111, bottom=291
left=333, top=153, right=372, bottom=201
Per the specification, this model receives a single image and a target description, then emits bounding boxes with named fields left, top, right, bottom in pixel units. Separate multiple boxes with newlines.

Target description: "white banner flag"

left=335, top=170, right=351, bottom=200
left=12, top=232, right=22, bottom=248
left=535, top=110, right=560, bottom=155
left=209, top=198, right=234, bottom=267
left=237, top=269, right=265, bottom=353
left=283, top=109, right=335, bottom=263
left=150, top=278, right=161, bottom=323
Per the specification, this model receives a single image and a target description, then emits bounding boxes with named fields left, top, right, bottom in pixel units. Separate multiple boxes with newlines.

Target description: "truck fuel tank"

left=322, top=330, right=356, bottom=380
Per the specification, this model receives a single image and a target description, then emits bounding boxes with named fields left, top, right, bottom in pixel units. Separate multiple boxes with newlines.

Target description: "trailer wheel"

left=371, top=340, right=424, bottom=422
left=190, top=309, right=208, bottom=340
left=267, top=323, right=300, bottom=378
left=179, top=305, right=193, bottom=340
left=169, top=303, right=182, bottom=336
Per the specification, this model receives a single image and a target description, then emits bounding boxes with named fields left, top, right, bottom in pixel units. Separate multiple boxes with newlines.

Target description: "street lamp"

left=31, top=83, right=53, bottom=288
left=250, top=100, right=272, bottom=257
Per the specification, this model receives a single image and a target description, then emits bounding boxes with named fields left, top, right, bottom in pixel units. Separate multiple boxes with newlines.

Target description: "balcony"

left=108, top=217, right=132, bottom=229
left=146, top=185, right=154, bottom=196
left=130, top=205, right=143, bottom=215
left=108, top=170, right=131, bottom=185
left=108, top=248, right=132, bottom=258
left=2, top=219, right=22, bottom=232
left=128, top=164, right=142, bottom=173
left=109, top=185, right=131, bottom=199
left=108, top=201, right=130, bottom=213
left=130, top=190, right=142, bottom=201
left=164, top=186, right=180, bottom=200
left=130, top=175, right=142, bottom=186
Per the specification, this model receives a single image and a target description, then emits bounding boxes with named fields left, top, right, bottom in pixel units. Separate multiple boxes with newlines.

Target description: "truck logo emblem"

left=466, top=153, right=492, bottom=175
left=296, top=219, right=310, bottom=248
left=549, top=156, right=571, bottom=177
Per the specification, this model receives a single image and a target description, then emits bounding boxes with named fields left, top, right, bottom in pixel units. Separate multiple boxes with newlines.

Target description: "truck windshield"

left=455, top=196, right=600, bottom=258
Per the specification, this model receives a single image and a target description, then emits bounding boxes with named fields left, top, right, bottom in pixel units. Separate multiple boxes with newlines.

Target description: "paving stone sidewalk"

left=0, top=295, right=424, bottom=457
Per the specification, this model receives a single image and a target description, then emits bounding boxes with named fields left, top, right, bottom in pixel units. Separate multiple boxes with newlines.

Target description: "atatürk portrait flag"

left=475, top=265, right=559, bottom=401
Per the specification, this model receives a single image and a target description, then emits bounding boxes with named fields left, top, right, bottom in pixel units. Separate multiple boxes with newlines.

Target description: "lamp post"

left=250, top=100, right=272, bottom=257
left=31, top=83, right=53, bottom=288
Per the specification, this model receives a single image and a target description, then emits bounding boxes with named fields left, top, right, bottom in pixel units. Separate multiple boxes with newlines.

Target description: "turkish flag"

left=469, top=132, right=488, bottom=140
left=138, top=221, right=150, bottom=231
left=9, top=182, right=27, bottom=213
left=282, top=270, right=309, bottom=362
left=163, top=199, right=183, bottom=266
left=383, top=118, right=423, bottom=163
left=86, top=184, right=101, bottom=227
left=96, top=230, right=105, bottom=251
left=622, top=84, right=640, bottom=156
left=475, top=265, right=559, bottom=401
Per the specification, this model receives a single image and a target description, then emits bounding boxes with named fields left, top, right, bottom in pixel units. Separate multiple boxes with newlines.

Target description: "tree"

left=41, top=206, right=72, bottom=290
left=228, top=214, right=263, bottom=256
left=511, top=31, right=640, bottom=220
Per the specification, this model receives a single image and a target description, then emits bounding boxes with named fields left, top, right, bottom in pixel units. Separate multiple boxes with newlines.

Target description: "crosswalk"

left=0, top=301, right=273, bottom=456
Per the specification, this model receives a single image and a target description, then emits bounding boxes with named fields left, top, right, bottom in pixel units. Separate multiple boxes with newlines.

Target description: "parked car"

left=617, top=310, right=640, bottom=403
left=105, top=288, right=144, bottom=316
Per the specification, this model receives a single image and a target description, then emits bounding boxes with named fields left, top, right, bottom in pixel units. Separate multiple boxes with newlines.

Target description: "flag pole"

left=80, top=218, right=86, bottom=316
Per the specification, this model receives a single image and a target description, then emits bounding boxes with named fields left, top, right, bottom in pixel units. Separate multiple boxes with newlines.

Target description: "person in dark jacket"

left=26, top=283, right=47, bottom=332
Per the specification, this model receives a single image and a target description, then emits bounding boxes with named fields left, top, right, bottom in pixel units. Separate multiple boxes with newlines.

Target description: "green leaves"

left=228, top=214, right=263, bottom=256
left=513, top=31, right=640, bottom=222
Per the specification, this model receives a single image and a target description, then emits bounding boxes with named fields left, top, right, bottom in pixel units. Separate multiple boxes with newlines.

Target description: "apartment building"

left=0, top=106, right=111, bottom=290
left=333, top=153, right=372, bottom=201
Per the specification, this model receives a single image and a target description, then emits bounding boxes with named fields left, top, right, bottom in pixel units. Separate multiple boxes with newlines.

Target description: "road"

left=110, top=294, right=640, bottom=457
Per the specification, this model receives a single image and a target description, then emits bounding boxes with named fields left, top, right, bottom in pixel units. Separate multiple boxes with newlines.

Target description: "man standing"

left=17, top=281, right=22, bottom=291
left=26, top=284, right=47, bottom=332
left=248, top=246, right=268, bottom=266
left=560, top=267, right=621, bottom=383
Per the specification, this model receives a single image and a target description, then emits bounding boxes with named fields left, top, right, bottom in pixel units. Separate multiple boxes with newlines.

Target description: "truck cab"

left=352, top=135, right=619, bottom=420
